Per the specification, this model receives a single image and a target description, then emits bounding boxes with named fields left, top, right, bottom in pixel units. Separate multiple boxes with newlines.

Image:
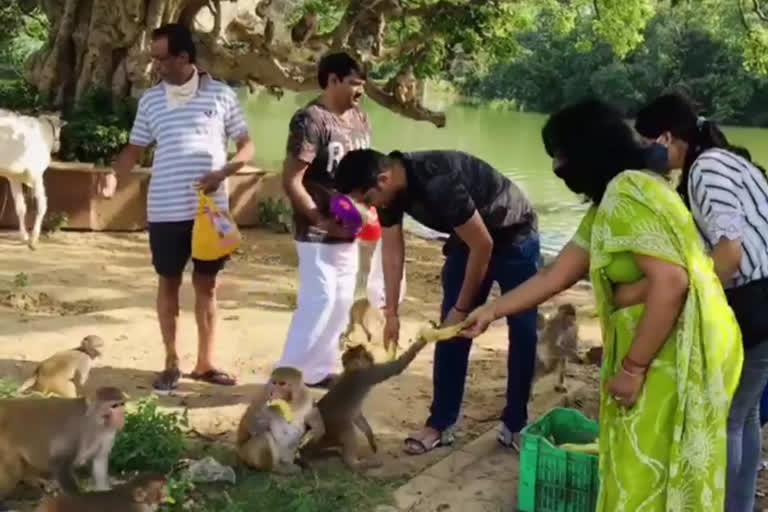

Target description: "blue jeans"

left=426, top=235, right=540, bottom=433
left=726, top=340, right=768, bottom=512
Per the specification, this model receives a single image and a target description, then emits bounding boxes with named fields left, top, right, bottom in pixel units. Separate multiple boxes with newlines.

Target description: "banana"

left=558, top=441, right=599, bottom=455
left=416, top=320, right=469, bottom=344
left=266, top=398, right=294, bottom=422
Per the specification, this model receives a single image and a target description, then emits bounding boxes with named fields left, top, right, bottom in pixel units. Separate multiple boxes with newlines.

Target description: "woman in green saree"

left=461, top=100, right=743, bottom=511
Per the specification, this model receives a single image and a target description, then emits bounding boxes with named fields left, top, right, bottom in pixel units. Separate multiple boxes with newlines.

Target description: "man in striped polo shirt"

left=101, top=23, right=254, bottom=391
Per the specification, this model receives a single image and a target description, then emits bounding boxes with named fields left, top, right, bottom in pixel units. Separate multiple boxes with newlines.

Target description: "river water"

left=239, top=89, right=768, bottom=256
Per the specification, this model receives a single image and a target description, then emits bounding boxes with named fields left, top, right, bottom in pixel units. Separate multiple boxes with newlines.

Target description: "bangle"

left=453, top=305, right=470, bottom=314
left=624, top=355, right=650, bottom=370
left=620, top=365, right=645, bottom=378
left=621, top=358, right=648, bottom=377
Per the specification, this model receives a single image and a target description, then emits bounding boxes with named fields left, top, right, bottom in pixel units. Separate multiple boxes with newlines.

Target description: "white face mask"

left=165, top=67, right=199, bottom=110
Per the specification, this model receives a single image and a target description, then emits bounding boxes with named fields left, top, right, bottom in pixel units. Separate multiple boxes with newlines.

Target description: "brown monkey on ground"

left=302, top=336, right=431, bottom=470
left=33, top=472, right=167, bottom=512
left=19, top=335, right=105, bottom=398
left=236, top=367, right=323, bottom=474
left=536, top=304, right=580, bottom=393
left=0, top=386, right=126, bottom=503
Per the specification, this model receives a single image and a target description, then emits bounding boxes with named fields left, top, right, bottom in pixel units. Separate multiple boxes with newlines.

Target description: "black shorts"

left=148, top=221, right=228, bottom=277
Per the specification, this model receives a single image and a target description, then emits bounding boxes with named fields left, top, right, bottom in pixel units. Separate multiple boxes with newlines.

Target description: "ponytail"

left=679, top=117, right=768, bottom=206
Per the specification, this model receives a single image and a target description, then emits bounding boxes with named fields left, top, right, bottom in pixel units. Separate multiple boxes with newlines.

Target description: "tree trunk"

left=24, top=0, right=446, bottom=126
left=26, top=0, right=195, bottom=104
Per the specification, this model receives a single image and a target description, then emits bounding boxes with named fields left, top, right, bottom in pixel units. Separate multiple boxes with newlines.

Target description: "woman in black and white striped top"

left=632, top=92, right=768, bottom=512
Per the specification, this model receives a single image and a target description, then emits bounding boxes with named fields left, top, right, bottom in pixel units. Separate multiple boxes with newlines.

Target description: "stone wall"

left=0, top=162, right=287, bottom=231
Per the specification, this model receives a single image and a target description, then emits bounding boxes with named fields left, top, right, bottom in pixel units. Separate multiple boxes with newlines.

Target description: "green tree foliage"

left=0, top=2, right=46, bottom=77
left=461, top=2, right=768, bottom=125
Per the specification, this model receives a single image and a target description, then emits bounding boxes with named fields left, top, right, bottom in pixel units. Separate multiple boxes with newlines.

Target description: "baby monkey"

left=537, top=304, right=580, bottom=393
left=339, top=297, right=384, bottom=350
left=20, top=335, right=104, bottom=398
left=33, top=472, right=167, bottom=512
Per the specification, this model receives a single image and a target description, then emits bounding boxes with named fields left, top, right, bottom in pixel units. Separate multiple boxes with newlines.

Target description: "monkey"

left=33, top=472, right=167, bottom=512
left=19, top=335, right=105, bottom=398
left=290, top=11, right=318, bottom=45
left=236, top=367, right=323, bottom=475
left=390, top=67, right=419, bottom=106
left=339, top=297, right=384, bottom=350
left=302, top=336, right=431, bottom=471
left=0, top=386, right=126, bottom=503
left=536, top=304, right=580, bottom=393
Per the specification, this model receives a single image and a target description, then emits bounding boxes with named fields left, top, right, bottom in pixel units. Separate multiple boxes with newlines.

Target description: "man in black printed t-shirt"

left=333, top=148, right=540, bottom=454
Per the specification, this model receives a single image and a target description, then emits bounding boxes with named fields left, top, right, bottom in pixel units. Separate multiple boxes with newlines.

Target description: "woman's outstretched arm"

left=461, top=242, right=589, bottom=337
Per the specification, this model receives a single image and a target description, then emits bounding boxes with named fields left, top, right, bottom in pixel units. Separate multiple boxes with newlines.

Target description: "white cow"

left=0, top=109, right=64, bottom=249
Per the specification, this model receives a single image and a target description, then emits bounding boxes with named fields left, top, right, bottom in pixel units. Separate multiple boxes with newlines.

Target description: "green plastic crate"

left=518, top=407, right=600, bottom=512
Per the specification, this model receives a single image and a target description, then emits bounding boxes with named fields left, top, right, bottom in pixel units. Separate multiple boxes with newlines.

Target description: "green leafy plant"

left=0, top=79, right=43, bottom=111
left=59, top=88, right=137, bottom=165
left=110, top=395, right=188, bottom=474
left=160, top=474, right=197, bottom=511
left=42, top=211, right=68, bottom=234
left=256, top=198, right=293, bottom=234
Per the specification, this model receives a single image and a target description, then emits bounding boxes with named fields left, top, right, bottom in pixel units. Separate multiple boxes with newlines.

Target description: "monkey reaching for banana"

left=33, top=472, right=167, bottom=512
left=236, top=367, right=323, bottom=475
left=19, top=335, right=105, bottom=398
left=301, top=322, right=458, bottom=471
left=537, top=304, right=580, bottom=393
left=0, top=386, right=126, bottom=505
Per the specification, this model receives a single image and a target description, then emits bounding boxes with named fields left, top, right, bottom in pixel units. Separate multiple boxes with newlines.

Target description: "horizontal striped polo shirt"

left=688, top=147, right=768, bottom=288
left=129, top=73, right=250, bottom=223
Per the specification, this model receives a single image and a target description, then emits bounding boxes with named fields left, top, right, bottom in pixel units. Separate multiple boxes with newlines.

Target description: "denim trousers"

left=726, top=339, right=768, bottom=512
left=426, top=234, right=540, bottom=434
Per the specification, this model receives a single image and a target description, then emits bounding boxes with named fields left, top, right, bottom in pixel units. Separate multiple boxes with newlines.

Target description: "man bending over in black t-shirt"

left=333, top=148, right=540, bottom=454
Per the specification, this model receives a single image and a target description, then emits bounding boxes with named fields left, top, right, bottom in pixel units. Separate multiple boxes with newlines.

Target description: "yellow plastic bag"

left=192, top=191, right=241, bottom=261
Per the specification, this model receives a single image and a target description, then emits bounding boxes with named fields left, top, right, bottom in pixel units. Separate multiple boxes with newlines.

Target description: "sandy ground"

left=6, top=228, right=768, bottom=509
left=0, top=228, right=605, bottom=483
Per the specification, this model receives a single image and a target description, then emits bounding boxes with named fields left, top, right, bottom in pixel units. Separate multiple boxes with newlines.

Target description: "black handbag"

left=724, top=277, right=768, bottom=349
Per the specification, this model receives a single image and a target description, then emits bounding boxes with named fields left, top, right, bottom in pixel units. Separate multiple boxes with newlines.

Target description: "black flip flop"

left=188, top=369, right=236, bottom=386
left=306, top=374, right=339, bottom=389
left=307, top=378, right=334, bottom=389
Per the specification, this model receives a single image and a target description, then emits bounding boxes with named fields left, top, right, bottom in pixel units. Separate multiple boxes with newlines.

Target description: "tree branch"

left=364, top=79, right=446, bottom=127
left=752, top=0, right=768, bottom=21
left=209, top=0, right=222, bottom=38
left=739, top=0, right=752, bottom=30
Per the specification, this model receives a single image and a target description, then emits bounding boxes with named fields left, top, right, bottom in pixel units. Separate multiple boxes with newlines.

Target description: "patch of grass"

left=12, top=272, right=28, bottom=289
left=0, top=378, right=20, bottom=398
left=198, top=467, right=403, bottom=512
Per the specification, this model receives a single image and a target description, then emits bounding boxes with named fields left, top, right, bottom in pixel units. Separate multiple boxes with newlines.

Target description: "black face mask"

left=553, top=163, right=587, bottom=196
left=644, top=143, right=669, bottom=173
